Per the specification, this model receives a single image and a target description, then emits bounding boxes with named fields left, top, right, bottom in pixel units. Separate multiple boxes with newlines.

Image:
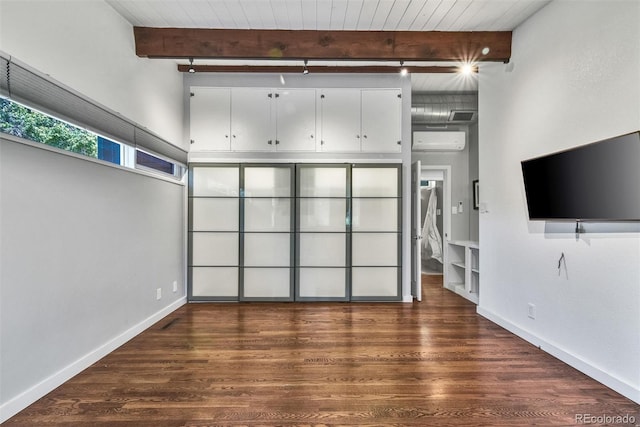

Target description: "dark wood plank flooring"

left=5, top=275, right=639, bottom=426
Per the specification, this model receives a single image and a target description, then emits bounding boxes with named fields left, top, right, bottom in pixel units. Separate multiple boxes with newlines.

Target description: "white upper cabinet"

left=361, top=89, right=402, bottom=153
left=189, top=87, right=231, bottom=151
left=189, top=86, right=402, bottom=154
left=275, top=89, right=316, bottom=151
left=318, top=89, right=362, bottom=152
left=230, top=88, right=274, bottom=152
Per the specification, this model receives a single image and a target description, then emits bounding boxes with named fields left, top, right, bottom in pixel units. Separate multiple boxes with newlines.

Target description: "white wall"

left=478, top=0, right=640, bottom=403
left=0, top=0, right=184, bottom=149
left=0, top=137, right=187, bottom=421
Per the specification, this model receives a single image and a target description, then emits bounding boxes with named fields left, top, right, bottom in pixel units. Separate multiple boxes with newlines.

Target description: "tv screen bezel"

left=521, top=130, right=640, bottom=222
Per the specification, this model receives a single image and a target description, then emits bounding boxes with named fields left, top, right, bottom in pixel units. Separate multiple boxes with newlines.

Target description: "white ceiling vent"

left=412, top=131, right=466, bottom=151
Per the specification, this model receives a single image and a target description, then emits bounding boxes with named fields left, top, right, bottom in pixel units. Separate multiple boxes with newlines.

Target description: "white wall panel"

left=478, top=0, right=640, bottom=403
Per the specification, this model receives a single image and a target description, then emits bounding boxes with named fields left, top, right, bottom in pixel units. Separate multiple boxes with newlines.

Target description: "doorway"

left=411, top=165, right=451, bottom=300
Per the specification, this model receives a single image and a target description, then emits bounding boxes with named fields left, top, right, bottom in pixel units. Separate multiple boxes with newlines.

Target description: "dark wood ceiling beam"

left=176, top=64, right=477, bottom=74
left=135, top=27, right=511, bottom=63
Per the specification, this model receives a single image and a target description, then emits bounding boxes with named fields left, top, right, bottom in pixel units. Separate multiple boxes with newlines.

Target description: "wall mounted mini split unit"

left=412, top=131, right=466, bottom=151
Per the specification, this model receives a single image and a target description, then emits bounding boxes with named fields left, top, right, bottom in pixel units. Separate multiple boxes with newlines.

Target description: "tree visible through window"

left=1, top=98, right=99, bottom=157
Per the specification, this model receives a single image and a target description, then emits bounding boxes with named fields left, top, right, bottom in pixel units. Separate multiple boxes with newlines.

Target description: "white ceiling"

left=106, top=0, right=552, bottom=92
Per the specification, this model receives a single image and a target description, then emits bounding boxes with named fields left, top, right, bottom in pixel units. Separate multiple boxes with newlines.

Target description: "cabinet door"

left=319, top=89, right=361, bottom=152
left=361, top=89, right=402, bottom=153
left=231, top=88, right=275, bottom=151
left=275, top=89, right=316, bottom=151
left=190, top=87, right=231, bottom=151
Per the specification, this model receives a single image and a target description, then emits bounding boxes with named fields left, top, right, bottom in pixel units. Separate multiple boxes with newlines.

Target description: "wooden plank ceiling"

left=107, top=0, right=551, bottom=84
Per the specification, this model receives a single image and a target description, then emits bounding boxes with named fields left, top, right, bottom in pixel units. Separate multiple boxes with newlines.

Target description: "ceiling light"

left=482, top=47, right=491, bottom=56
left=400, top=60, right=408, bottom=76
left=460, top=63, right=474, bottom=75
left=302, top=60, right=309, bottom=75
left=188, top=58, right=195, bottom=73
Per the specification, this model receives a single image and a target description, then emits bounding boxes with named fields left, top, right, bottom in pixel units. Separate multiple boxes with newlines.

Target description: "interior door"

left=411, top=161, right=422, bottom=301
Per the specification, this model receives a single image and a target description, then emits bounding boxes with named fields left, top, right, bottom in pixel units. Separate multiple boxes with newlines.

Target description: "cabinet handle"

left=268, top=140, right=272, bottom=145
left=363, top=135, right=367, bottom=139
left=397, top=140, right=401, bottom=145
left=190, top=139, right=195, bottom=144
left=310, top=134, right=314, bottom=139
left=225, top=135, right=229, bottom=138
left=356, top=135, right=360, bottom=139
left=275, top=140, right=280, bottom=145
left=232, top=135, right=236, bottom=138
left=321, top=140, right=325, bottom=145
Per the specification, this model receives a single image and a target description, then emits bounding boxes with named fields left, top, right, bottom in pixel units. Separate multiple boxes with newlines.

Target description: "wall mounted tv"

left=521, top=131, right=640, bottom=221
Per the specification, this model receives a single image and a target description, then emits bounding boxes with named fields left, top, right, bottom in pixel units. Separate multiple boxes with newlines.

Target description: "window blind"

left=0, top=52, right=187, bottom=163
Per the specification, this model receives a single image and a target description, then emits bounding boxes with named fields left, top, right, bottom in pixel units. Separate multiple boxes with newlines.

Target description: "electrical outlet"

left=156, top=288, right=162, bottom=300
left=172, top=281, right=178, bottom=293
left=527, top=303, right=536, bottom=319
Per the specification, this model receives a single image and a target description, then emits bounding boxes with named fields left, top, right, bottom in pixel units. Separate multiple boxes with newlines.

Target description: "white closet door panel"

left=298, top=167, right=347, bottom=197
left=299, top=198, right=347, bottom=232
left=192, top=267, right=238, bottom=297
left=244, top=167, right=291, bottom=197
left=298, top=268, right=346, bottom=298
left=352, top=168, right=399, bottom=197
left=361, top=89, right=401, bottom=153
left=192, top=198, right=238, bottom=231
left=275, top=89, right=316, bottom=152
left=244, top=233, right=290, bottom=266
left=190, top=87, right=231, bottom=151
left=352, top=233, right=398, bottom=266
left=351, top=267, right=398, bottom=297
left=231, top=88, right=274, bottom=151
left=243, top=268, right=291, bottom=298
left=192, top=167, right=239, bottom=197
left=244, top=198, right=291, bottom=232
left=299, top=233, right=346, bottom=266
left=192, top=233, right=239, bottom=265
left=352, top=199, right=398, bottom=232
left=319, top=89, right=361, bottom=152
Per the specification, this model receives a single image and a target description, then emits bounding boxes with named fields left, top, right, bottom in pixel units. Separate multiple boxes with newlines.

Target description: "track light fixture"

left=188, top=58, right=195, bottom=73
left=399, top=60, right=408, bottom=76
left=302, top=60, right=309, bottom=75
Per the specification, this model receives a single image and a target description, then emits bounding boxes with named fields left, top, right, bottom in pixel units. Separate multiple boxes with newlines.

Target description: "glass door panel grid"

left=188, top=164, right=240, bottom=301
left=350, top=165, right=402, bottom=301
left=240, top=164, right=295, bottom=301
left=189, top=163, right=401, bottom=302
left=295, top=164, right=350, bottom=301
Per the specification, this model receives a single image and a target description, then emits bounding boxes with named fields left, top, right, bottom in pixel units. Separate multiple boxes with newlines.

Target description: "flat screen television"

left=521, top=131, right=640, bottom=221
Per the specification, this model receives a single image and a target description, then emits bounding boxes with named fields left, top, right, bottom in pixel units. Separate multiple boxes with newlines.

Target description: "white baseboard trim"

left=0, top=297, right=187, bottom=423
left=477, top=306, right=640, bottom=405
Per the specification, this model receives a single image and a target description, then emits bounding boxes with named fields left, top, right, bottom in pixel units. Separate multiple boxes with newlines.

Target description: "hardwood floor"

left=5, top=276, right=638, bottom=426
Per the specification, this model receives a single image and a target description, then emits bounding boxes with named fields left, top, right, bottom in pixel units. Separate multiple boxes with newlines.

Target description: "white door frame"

left=420, top=165, right=452, bottom=283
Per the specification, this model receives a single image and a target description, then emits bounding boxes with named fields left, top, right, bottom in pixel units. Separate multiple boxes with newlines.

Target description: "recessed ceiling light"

left=482, top=47, right=490, bottom=55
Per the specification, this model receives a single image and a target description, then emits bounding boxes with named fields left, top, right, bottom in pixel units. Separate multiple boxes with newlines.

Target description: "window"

left=1, top=97, right=185, bottom=179
left=0, top=97, right=123, bottom=166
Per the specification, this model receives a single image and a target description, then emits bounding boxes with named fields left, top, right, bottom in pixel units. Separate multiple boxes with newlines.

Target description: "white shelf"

left=445, top=241, right=479, bottom=305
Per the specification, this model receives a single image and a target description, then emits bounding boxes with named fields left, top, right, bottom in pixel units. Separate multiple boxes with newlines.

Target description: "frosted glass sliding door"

left=351, top=165, right=401, bottom=300
left=296, top=165, right=349, bottom=300
left=189, top=165, right=240, bottom=300
left=241, top=165, right=294, bottom=300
